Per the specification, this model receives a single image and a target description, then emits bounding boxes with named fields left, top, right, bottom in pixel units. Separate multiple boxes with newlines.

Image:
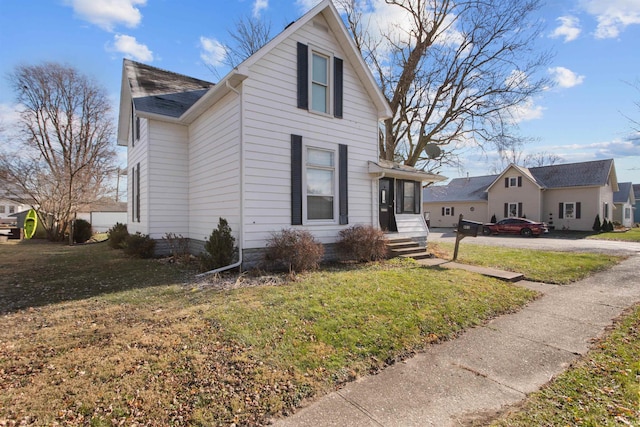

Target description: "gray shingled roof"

left=424, top=159, right=616, bottom=203
left=614, top=182, right=633, bottom=203
left=528, top=159, right=613, bottom=188
left=424, top=175, right=498, bottom=202
left=125, top=59, right=214, bottom=118
left=633, top=184, right=640, bottom=199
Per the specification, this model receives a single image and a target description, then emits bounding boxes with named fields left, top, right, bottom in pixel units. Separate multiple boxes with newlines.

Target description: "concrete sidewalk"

left=271, top=255, right=640, bottom=427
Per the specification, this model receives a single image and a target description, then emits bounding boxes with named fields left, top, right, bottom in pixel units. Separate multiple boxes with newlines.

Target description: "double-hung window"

left=564, top=202, right=575, bottom=219
left=311, top=53, right=330, bottom=114
left=297, top=42, right=343, bottom=118
left=306, top=147, right=335, bottom=220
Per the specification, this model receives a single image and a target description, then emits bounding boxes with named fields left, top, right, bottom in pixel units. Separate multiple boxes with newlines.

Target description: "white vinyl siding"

left=242, top=14, right=379, bottom=248
left=127, top=116, right=149, bottom=235
left=147, top=121, right=189, bottom=238
left=188, top=91, right=242, bottom=243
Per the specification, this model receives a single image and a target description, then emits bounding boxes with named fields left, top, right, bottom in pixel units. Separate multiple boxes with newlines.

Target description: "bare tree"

left=339, top=0, right=551, bottom=171
left=1, top=62, right=116, bottom=242
left=624, top=78, right=640, bottom=133
left=225, top=15, right=272, bottom=67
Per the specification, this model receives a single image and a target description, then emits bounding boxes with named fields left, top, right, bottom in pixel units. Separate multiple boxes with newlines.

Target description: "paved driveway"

left=428, top=228, right=640, bottom=256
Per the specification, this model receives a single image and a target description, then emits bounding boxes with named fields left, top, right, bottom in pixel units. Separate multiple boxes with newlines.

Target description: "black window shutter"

left=297, top=43, right=308, bottom=110
left=504, top=203, right=508, bottom=218
left=396, top=180, right=402, bottom=214
left=131, top=167, right=135, bottom=221
left=291, top=135, right=303, bottom=225
left=576, top=202, right=581, bottom=219
left=450, top=207, right=454, bottom=216
left=334, top=58, right=343, bottom=118
left=442, top=207, right=445, bottom=216
left=505, top=178, right=509, bottom=188
left=414, top=181, right=421, bottom=214
left=135, top=163, right=141, bottom=223
left=558, top=202, right=564, bottom=219
left=517, top=176, right=522, bottom=187
left=339, top=144, right=348, bottom=224
left=518, top=202, right=523, bottom=217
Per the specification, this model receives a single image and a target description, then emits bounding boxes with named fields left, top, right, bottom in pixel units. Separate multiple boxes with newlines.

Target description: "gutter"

left=196, top=81, right=245, bottom=277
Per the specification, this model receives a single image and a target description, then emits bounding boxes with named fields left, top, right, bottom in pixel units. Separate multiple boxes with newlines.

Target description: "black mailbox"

left=457, top=218, right=482, bottom=237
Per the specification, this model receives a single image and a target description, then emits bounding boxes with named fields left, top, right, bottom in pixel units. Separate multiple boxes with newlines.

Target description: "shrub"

left=336, top=224, right=388, bottom=262
left=607, top=220, right=615, bottom=232
left=265, top=229, right=324, bottom=273
left=592, top=214, right=601, bottom=232
left=163, top=232, right=191, bottom=263
left=200, top=218, right=238, bottom=271
left=490, top=214, right=497, bottom=223
left=73, top=219, right=93, bottom=243
left=122, top=232, right=156, bottom=258
left=107, top=222, right=129, bottom=249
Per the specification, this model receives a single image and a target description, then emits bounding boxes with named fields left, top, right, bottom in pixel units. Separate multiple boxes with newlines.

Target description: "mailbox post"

left=453, top=214, right=483, bottom=261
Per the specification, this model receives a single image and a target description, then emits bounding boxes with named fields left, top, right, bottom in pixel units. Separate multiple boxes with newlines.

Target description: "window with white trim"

left=0, top=206, right=5, bottom=214
left=443, top=207, right=454, bottom=216
left=9, top=206, right=15, bottom=214
left=311, top=52, right=330, bottom=114
left=625, top=207, right=631, bottom=219
left=564, top=202, right=575, bottom=219
left=508, top=202, right=518, bottom=217
left=306, top=147, right=335, bottom=221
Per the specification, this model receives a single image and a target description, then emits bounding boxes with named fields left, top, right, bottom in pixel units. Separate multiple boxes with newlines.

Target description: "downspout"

left=196, top=80, right=244, bottom=277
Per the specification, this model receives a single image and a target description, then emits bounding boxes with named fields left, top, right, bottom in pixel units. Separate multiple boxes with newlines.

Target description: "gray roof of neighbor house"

left=424, top=159, right=617, bottom=203
left=633, top=184, right=640, bottom=199
left=528, top=159, right=614, bottom=188
left=424, top=175, right=498, bottom=202
left=124, top=59, right=214, bottom=118
left=614, top=182, right=633, bottom=203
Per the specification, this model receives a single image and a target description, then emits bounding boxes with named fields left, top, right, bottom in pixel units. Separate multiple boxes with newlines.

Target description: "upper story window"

left=297, top=42, right=343, bottom=118
left=9, top=206, right=15, bottom=214
left=311, top=53, right=330, bottom=114
left=0, top=206, right=5, bottom=214
left=505, top=176, right=522, bottom=188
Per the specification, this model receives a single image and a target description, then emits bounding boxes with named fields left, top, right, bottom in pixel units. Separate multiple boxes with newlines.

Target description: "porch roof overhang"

left=368, top=161, right=447, bottom=183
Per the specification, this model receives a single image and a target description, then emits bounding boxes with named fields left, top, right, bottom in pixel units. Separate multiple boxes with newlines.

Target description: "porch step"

left=386, top=238, right=432, bottom=260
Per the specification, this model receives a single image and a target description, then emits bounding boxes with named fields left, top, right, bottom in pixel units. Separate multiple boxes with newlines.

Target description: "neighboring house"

left=613, top=182, right=635, bottom=228
left=76, top=200, right=128, bottom=233
left=634, top=184, right=640, bottom=224
left=424, top=159, right=619, bottom=231
left=422, top=175, right=497, bottom=227
left=117, top=0, right=444, bottom=268
left=0, top=198, right=27, bottom=224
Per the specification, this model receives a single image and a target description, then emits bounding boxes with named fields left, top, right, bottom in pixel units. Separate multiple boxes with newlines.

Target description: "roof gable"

left=117, top=0, right=391, bottom=143
left=486, top=164, right=541, bottom=191
left=614, top=182, right=634, bottom=204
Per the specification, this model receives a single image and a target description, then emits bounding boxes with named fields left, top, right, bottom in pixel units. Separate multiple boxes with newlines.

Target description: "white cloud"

left=550, top=16, right=581, bottom=42
left=253, top=0, right=269, bottom=18
left=581, top=0, right=640, bottom=39
left=111, top=34, right=153, bottom=62
left=548, top=66, right=585, bottom=88
left=509, top=98, right=545, bottom=123
left=66, top=0, right=146, bottom=32
left=295, top=0, right=321, bottom=13
left=199, top=36, right=226, bottom=67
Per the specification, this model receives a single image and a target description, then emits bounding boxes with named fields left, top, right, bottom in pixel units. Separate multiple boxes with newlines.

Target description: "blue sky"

left=1, top=0, right=639, bottom=185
